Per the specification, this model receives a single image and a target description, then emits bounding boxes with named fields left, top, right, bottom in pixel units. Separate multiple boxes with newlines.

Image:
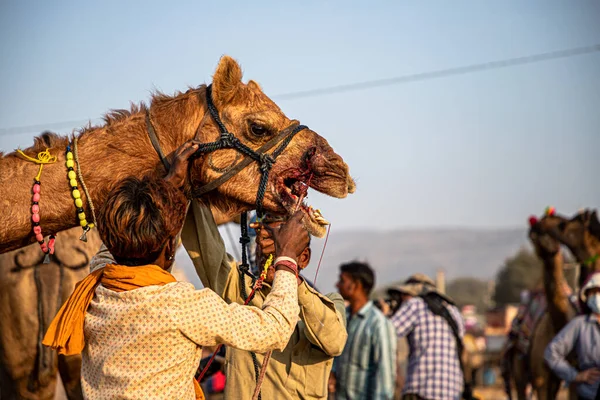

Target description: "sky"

left=1, top=0, right=599, bottom=232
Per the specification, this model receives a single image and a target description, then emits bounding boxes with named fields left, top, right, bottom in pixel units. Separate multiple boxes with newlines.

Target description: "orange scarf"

left=42, top=264, right=204, bottom=399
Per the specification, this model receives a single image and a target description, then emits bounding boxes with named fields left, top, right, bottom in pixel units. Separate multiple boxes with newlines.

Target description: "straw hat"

left=388, top=273, right=456, bottom=305
left=388, top=273, right=436, bottom=297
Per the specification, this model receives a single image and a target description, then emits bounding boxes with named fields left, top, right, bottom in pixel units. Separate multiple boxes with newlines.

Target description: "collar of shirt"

left=347, top=300, right=374, bottom=320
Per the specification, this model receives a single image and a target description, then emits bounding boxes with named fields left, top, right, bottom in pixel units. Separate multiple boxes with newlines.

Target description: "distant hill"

left=176, top=226, right=530, bottom=294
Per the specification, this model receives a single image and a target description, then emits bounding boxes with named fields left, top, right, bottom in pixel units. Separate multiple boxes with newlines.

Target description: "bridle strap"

left=145, top=111, right=171, bottom=171
left=192, top=122, right=303, bottom=197
left=192, top=84, right=307, bottom=216
left=144, top=84, right=307, bottom=216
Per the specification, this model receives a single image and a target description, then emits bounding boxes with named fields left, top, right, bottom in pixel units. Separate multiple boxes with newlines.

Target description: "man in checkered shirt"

left=389, top=274, right=465, bottom=400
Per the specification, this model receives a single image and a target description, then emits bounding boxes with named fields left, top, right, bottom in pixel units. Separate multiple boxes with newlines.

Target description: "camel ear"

left=212, top=55, right=243, bottom=106
left=589, top=210, right=600, bottom=237
left=247, top=80, right=262, bottom=91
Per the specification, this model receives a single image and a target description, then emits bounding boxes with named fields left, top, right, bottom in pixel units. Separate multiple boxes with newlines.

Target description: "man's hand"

left=164, top=141, right=200, bottom=188
left=251, top=222, right=277, bottom=256
left=263, top=211, right=308, bottom=262
left=574, top=367, right=600, bottom=384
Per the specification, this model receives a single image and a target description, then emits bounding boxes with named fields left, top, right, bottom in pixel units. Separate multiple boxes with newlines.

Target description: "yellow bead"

left=72, top=189, right=81, bottom=199
left=88, top=223, right=95, bottom=229
left=68, top=170, right=76, bottom=180
left=66, top=159, right=74, bottom=168
left=78, top=212, right=86, bottom=220
left=79, top=219, right=88, bottom=227
left=66, top=152, right=73, bottom=160
left=75, top=198, right=83, bottom=208
left=70, top=179, right=78, bottom=187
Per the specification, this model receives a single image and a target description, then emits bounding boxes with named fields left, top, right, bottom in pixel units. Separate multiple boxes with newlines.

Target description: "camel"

left=506, top=213, right=577, bottom=400
left=0, top=227, right=102, bottom=400
left=528, top=216, right=578, bottom=400
left=0, top=55, right=355, bottom=255
left=506, top=208, right=600, bottom=400
left=547, top=209, right=600, bottom=288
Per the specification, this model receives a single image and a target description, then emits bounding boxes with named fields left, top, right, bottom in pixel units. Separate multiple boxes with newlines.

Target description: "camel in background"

left=549, top=209, right=600, bottom=288
left=505, top=212, right=577, bottom=400
left=0, top=228, right=101, bottom=400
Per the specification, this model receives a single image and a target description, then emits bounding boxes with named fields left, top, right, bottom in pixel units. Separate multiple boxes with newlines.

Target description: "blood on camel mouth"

left=279, top=174, right=329, bottom=227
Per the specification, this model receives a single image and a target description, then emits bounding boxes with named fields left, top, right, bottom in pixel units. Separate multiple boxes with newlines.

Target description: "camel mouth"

left=274, top=171, right=329, bottom=238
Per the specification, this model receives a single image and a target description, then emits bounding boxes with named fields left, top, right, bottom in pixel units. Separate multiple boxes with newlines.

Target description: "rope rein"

left=196, top=251, right=272, bottom=392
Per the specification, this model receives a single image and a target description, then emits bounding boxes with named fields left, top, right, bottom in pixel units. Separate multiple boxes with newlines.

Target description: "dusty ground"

left=56, top=381, right=572, bottom=400
left=473, top=385, right=569, bottom=400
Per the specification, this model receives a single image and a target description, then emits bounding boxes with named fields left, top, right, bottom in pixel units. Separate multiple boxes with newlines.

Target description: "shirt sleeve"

left=391, top=298, right=420, bottom=337
left=298, top=284, right=348, bottom=356
left=181, top=200, right=236, bottom=295
left=544, top=317, right=582, bottom=383
left=370, top=318, right=397, bottom=399
left=176, top=270, right=300, bottom=353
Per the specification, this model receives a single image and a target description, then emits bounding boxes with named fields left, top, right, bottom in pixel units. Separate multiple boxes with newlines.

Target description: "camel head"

left=550, top=209, right=600, bottom=270
left=528, top=211, right=566, bottom=259
left=191, top=56, right=355, bottom=237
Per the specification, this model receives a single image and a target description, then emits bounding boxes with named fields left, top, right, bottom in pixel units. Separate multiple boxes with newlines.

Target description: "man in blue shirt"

left=545, top=272, right=600, bottom=400
left=333, top=261, right=396, bottom=400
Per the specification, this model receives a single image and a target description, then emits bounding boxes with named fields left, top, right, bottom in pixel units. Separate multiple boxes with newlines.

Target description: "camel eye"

left=249, top=122, right=270, bottom=137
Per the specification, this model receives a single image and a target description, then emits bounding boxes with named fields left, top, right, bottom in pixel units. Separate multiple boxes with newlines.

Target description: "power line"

left=0, top=118, right=98, bottom=137
left=1, top=43, right=599, bottom=138
left=274, top=43, right=600, bottom=100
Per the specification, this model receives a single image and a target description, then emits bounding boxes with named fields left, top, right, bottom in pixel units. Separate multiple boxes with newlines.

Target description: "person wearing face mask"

left=545, top=271, right=600, bottom=400
left=332, top=261, right=397, bottom=400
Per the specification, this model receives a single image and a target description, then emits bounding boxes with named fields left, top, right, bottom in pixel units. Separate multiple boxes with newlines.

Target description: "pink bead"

left=32, top=213, right=40, bottom=223
left=31, top=204, right=39, bottom=214
left=40, top=243, right=48, bottom=253
left=33, top=226, right=42, bottom=235
left=32, top=193, right=40, bottom=202
left=33, top=184, right=41, bottom=194
left=35, top=233, right=44, bottom=242
left=48, top=238, right=55, bottom=254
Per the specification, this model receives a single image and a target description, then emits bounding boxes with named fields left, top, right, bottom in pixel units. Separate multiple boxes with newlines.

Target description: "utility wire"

left=1, top=43, right=598, bottom=137
left=0, top=119, right=97, bottom=137
left=274, top=43, right=600, bottom=100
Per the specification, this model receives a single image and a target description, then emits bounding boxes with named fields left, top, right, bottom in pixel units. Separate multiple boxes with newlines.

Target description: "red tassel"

left=48, top=235, right=56, bottom=255
left=528, top=216, right=538, bottom=226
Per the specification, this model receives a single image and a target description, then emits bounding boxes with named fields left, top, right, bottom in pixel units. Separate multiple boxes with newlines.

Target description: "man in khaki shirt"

left=182, top=201, right=348, bottom=399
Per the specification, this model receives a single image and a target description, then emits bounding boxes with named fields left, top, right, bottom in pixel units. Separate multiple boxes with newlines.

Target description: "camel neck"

left=542, top=251, right=571, bottom=331
left=0, top=89, right=208, bottom=253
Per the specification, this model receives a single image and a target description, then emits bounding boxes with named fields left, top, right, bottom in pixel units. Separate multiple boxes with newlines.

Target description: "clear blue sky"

left=1, top=0, right=599, bottom=230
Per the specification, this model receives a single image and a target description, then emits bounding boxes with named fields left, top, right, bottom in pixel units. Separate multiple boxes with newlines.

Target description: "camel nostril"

left=347, top=177, right=356, bottom=193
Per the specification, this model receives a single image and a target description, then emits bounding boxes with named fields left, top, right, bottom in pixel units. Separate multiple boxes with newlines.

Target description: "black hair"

left=340, top=261, right=375, bottom=295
